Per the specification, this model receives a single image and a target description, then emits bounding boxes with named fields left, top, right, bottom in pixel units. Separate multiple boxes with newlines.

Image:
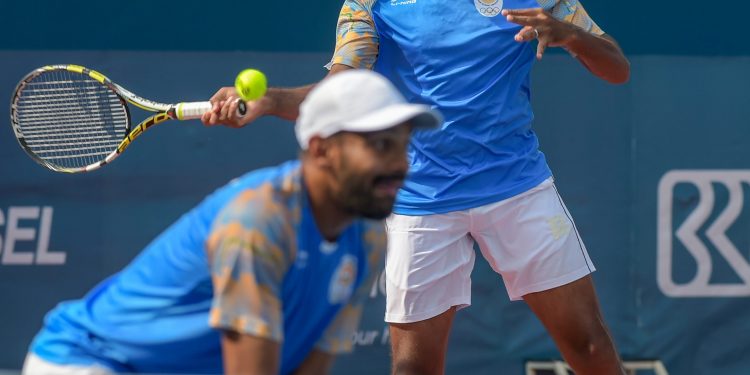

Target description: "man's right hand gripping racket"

left=9, top=64, right=246, bottom=173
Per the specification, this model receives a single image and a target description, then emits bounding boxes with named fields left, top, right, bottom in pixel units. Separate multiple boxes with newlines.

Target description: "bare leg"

left=523, top=275, right=625, bottom=375
left=389, top=307, right=457, bottom=375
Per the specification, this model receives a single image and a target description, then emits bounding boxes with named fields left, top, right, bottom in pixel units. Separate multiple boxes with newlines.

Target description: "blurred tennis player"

left=22, top=70, right=441, bottom=375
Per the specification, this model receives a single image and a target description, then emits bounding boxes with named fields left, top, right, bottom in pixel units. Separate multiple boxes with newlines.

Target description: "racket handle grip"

left=176, top=102, right=212, bottom=120
left=175, top=100, right=246, bottom=121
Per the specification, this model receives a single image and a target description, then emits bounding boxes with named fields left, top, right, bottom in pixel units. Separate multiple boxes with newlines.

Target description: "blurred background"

left=1, top=1, right=749, bottom=374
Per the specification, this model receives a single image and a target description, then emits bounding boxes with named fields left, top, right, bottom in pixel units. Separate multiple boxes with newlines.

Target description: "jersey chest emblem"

left=475, top=0, right=503, bottom=17
left=328, top=254, right=358, bottom=304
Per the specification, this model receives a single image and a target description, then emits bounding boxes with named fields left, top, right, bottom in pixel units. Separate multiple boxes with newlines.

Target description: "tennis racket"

left=10, top=64, right=245, bottom=173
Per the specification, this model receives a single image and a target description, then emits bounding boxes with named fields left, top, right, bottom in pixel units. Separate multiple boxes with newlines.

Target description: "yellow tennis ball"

left=235, top=69, right=267, bottom=101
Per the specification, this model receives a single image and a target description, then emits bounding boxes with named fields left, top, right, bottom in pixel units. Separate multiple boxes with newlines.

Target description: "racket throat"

left=116, top=112, right=171, bottom=153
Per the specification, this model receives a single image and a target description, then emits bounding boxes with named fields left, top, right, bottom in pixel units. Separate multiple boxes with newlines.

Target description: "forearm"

left=264, top=85, right=315, bottom=121
left=222, top=331, right=280, bottom=375
left=564, top=30, right=630, bottom=84
left=290, top=349, right=335, bottom=375
left=265, top=64, right=353, bottom=122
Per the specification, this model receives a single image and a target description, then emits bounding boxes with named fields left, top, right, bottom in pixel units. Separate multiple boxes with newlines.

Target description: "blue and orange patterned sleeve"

left=206, top=183, right=295, bottom=342
left=315, top=221, right=386, bottom=353
left=537, top=0, right=605, bottom=35
left=328, top=0, right=379, bottom=70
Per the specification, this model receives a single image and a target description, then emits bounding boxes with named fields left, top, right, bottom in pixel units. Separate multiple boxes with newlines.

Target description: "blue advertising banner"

left=1, top=51, right=749, bottom=374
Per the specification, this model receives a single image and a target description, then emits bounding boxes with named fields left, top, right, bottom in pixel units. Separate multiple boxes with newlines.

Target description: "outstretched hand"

left=502, top=8, right=579, bottom=60
left=201, top=87, right=270, bottom=128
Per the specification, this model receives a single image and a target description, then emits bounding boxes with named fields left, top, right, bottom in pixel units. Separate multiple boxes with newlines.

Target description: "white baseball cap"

left=295, top=70, right=442, bottom=149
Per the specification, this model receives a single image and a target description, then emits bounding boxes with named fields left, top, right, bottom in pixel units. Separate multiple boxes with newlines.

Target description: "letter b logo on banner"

left=657, top=170, right=750, bottom=297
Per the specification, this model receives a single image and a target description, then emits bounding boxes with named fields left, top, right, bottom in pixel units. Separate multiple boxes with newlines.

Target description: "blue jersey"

left=330, top=0, right=604, bottom=214
left=30, top=160, right=385, bottom=375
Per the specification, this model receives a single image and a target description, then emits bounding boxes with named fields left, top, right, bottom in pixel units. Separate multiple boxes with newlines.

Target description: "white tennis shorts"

left=22, top=353, right=115, bottom=375
left=384, top=177, right=595, bottom=323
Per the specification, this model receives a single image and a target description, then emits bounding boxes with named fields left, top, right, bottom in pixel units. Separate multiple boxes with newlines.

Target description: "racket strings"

left=14, top=69, right=129, bottom=168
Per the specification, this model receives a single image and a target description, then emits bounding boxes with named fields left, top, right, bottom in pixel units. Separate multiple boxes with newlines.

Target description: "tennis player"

left=204, top=1, right=630, bottom=374
left=22, top=70, right=441, bottom=375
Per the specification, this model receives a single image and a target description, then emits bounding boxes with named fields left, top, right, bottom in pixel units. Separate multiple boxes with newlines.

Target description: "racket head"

left=10, top=65, right=131, bottom=173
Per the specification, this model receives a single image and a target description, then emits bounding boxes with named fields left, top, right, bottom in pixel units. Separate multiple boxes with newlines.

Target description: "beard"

left=335, top=171, right=405, bottom=220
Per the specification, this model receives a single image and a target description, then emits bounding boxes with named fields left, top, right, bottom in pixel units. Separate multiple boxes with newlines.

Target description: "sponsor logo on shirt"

left=474, top=0, right=503, bottom=17
left=329, top=254, right=357, bottom=304
left=391, top=0, right=416, bottom=6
